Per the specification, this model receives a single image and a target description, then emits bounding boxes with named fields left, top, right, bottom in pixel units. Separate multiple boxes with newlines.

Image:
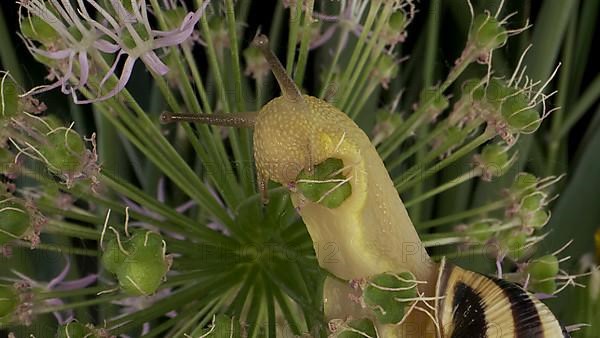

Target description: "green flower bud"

left=374, top=54, right=399, bottom=88
left=470, top=14, right=507, bottom=50
left=163, top=8, right=188, bottom=30
left=199, top=315, right=244, bottom=337
left=520, top=192, right=546, bottom=212
left=479, top=144, right=509, bottom=174
left=419, top=87, right=449, bottom=116
left=331, top=318, right=377, bottom=338
left=461, top=79, right=485, bottom=101
left=0, top=284, right=18, bottom=319
left=469, top=222, right=492, bottom=243
left=363, top=271, right=418, bottom=324
left=296, top=158, right=352, bottom=209
left=505, top=232, right=527, bottom=260
left=40, top=128, right=87, bottom=175
left=0, top=200, right=31, bottom=245
left=1, top=75, right=19, bottom=122
left=506, top=108, right=541, bottom=133
left=101, top=234, right=129, bottom=274
left=388, top=11, right=406, bottom=31
left=56, top=321, right=93, bottom=338
left=511, top=172, right=538, bottom=196
left=527, top=210, right=550, bottom=229
left=527, top=255, right=559, bottom=280
left=122, top=23, right=151, bottom=49
left=116, top=231, right=169, bottom=296
left=531, top=279, right=557, bottom=295
left=484, top=79, right=512, bottom=106
left=21, top=16, right=60, bottom=45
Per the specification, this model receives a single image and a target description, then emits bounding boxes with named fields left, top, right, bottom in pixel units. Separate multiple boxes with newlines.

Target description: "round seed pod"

left=505, top=232, right=527, bottom=260
left=296, top=158, right=352, bottom=209
left=469, top=222, right=493, bottom=243
left=0, top=284, right=18, bottom=319
left=199, top=315, right=244, bottom=337
left=362, top=271, right=418, bottom=324
left=374, top=54, right=399, bottom=88
left=531, top=279, right=557, bottom=295
left=510, top=172, right=538, bottom=197
left=387, top=11, right=406, bottom=31
left=520, top=192, right=546, bottom=213
left=0, top=200, right=31, bottom=245
left=163, top=8, right=187, bottom=30
left=332, top=318, right=377, bottom=338
left=1, top=76, right=19, bottom=122
left=526, top=210, right=550, bottom=229
left=101, top=234, right=129, bottom=274
left=40, top=129, right=87, bottom=175
left=470, top=14, right=508, bottom=50
left=527, top=255, right=559, bottom=280
left=419, top=87, right=449, bottom=117
left=462, top=79, right=485, bottom=99
left=20, top=16, right=59, bottom=45
left=479, top=144, right=509, bottom=175
left=55, top=321, right=93, bottom=338
left=116, top=231, right=169, bottom=296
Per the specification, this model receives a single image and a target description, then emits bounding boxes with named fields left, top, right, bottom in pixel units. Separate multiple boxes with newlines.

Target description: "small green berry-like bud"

left=505, top=232, right=527, bottom=260
left=527, top=255, right=559, bottom=280
left=199, top=315, right=244, bottom=337
left=479, top=144, right=509, bottom=175
left=531, top=279, right=557, bottom=295
left=461, top=79, right=485, bottom=101
left=374, top=54, right=399, bottom=89
left=526, top=210, right=550, bottom=229
left=0, top=200, right=31, bottom=245
left=387, top=11, right=406, bottom=31
left=296, top=158, right=352, bottom=209
left=470, top=14, right=508, bottom=50
left=0, top=284, right=18, bottom=319
left=116, top=231, right=169, bottom=296
left=363, top=271, right=418, bottom=324
left=163, top=8, right=188, bottom=30
left=511, top=172, right=538, bottom=196
left=1, top=75, right=19, bottom=122
left=20, top=16, right=59, bottom=46
left=419, top=87, right=449, bottom=117
left=469, top=222, right=492, bottom=243
left=56, top=321, right=93, bottom=338
left=101, top=234, right=129, bottom=274
left=520, top=192, right=546, bottom=212
left=331, top=318, right=378, bottom=338
left=40, top=129, right=87, bottom=175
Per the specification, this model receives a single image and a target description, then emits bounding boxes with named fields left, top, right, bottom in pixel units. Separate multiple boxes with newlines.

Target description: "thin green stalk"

left=224, top=0, right=245, bottom=112
left=0, top=6, right=24, bottom=85
left=44, top=220, right=100, bottom=240
left=396, top=130, right=493, bottom=192
left=14, top=241, right=98, bottom=257
left=339, top=2, right=393, bottom=109
left=546, top=10, right=576, bottom=175
left=335, top=0, right=382, bottom=107
left=412, top=0, right=441, bottom=222
left=559, top=73, right=600, bottom=138
left=415, top=199, right=507, bottom=229
left=405, top=168, right=482, bottom=208
left=286, top=0, right=303, bottom=74
left=318, top=27, right=351, bottom=99
left=378, top=48, right=478, bottom=160
left=293, top=0, right=315, bottom=86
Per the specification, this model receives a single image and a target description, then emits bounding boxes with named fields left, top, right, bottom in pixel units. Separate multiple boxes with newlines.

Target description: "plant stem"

left=405, top=168, right=482, bottom=208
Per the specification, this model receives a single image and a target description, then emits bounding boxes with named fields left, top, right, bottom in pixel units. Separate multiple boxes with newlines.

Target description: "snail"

left=161, top=34, right=567, bottom=337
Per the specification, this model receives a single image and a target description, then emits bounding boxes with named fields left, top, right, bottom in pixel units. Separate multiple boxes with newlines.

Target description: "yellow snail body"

left=162, top=35, right=567, bottom=338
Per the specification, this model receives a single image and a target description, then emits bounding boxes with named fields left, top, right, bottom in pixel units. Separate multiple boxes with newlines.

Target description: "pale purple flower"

left=19, top=0, right=119, bottom=97
left=72, top=0, right=211, bottom=104
left=3, top=258, right=97, bottom=325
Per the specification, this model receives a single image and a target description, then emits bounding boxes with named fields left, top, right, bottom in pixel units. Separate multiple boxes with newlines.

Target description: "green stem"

left=395, top=130, right=493, bottom=192
left=286, top=0, right=303, bottom=74
left=293, top=0, right=315, bottom=86
left=0, top=6, right=24, bottom=85
left=405, top=168, right=482, bottom=208
left=415, top=199, right=507, bottom=229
